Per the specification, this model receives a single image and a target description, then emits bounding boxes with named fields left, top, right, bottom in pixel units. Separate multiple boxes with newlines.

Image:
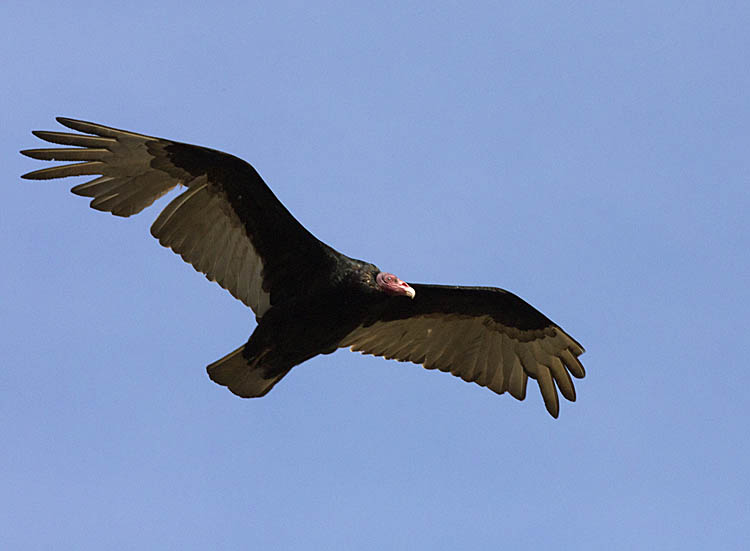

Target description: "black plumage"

left=21, top=118, right=585, bottom=417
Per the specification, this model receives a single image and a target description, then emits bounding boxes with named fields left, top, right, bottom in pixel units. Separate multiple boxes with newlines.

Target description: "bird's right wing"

left=21, top=117, right=337, bottom=317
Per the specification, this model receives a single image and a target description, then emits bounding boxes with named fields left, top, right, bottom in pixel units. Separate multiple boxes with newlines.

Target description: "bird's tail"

left=206, top=344, right=289, bottom=398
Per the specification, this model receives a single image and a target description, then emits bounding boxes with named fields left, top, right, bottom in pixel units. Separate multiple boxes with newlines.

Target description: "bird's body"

left=22, top=118, right=585, bottom=417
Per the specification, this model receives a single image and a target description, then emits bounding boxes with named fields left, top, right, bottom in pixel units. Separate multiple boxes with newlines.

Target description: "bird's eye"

left=386, top=276, right=393, bottom=282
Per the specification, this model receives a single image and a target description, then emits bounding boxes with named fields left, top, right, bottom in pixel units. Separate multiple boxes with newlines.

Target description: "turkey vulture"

left=21, top=118, right=585, bottom=417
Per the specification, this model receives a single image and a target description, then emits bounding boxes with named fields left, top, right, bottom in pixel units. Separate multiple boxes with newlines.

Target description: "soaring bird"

left=21, top=118, right=585, bottom=417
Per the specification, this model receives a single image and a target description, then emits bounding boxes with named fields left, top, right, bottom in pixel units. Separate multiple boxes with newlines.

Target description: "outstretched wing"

left=21, top=117, right=337, bottom=317
left=340, top=284, right=585, bottom=417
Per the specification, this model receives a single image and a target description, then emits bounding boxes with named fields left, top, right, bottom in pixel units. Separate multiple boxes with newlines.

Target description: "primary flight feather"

left=21, top=118, right=585, bottom=417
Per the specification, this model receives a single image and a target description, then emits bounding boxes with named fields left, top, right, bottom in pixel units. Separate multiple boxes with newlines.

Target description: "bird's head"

left=376, top=272, right=416, bottom=299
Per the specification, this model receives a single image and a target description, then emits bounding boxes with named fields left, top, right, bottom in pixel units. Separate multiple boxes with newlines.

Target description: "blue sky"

left=3, top=1, right=749, bottom=549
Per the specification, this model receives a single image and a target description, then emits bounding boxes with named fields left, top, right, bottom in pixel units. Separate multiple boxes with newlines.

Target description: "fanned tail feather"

left=207, top=344, right=289, bottom=398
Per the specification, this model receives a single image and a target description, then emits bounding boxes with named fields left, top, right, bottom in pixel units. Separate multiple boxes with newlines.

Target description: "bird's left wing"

left=21, top=118, right=336, bottom=318
left=339, top=284, right=585, bottom=417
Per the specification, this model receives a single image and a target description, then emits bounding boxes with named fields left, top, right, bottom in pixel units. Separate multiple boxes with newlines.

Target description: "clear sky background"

left=3, top=2, right=749, bottom=549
